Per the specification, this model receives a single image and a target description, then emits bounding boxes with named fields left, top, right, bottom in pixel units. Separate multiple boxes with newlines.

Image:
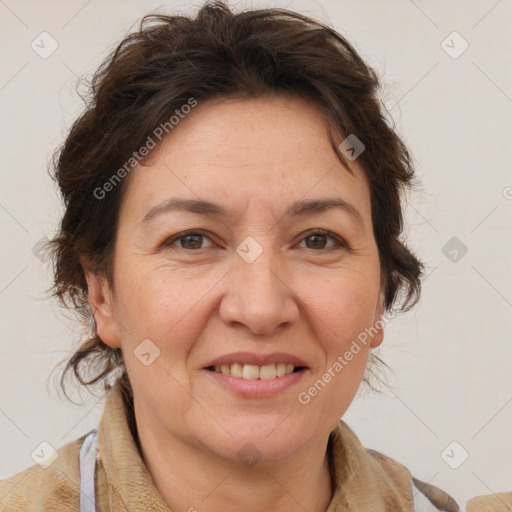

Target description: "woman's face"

left=89, top=95, right=384, bottom=463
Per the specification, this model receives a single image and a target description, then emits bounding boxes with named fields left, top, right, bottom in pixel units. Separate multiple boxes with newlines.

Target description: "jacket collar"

left=325, top=420, right=414, bottom=511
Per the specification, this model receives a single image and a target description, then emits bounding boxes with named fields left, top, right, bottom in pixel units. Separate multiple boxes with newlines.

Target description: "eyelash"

left=160, top=229, right=349, bottom=253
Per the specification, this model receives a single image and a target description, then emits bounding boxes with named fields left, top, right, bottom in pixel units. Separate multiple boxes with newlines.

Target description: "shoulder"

left=329, top=421, right=460, bottom=511
left=366, top=448, right=460, bottom=512
left=465, top=492, right=512, bottom=512
left=371, top=449, right=512, bottom=512
left=0, top=434, right=85, bottom=512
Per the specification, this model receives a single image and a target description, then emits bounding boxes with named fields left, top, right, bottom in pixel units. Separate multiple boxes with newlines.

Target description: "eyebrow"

left=141, top=197, right=364, bottom=228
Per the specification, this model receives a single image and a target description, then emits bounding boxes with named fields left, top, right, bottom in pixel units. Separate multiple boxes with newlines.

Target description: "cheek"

left=299, top=266, right=380, bottom=344
left=114, top=264, right=210, bottom=360
left=116, top=268, right=205, bottom=404
left=311, top=273, right=378, bottom=408
left=305, top=278, right=375, bottom=408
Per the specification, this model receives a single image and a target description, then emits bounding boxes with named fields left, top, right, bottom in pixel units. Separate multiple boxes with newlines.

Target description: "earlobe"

left=83, top=268, right=122, bottom=349
left=370, top=298, right=385, bottom=349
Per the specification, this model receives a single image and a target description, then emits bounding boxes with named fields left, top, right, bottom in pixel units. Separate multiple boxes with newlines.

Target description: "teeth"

left=211, top=363, right=299, bottom=379
left=260, top=364, right=276, bottom=380
left=242, top=364, right=260, bottom=379
left=276, top=363, right=286, bottom=377
left=231, top=363, right=243, bottom=378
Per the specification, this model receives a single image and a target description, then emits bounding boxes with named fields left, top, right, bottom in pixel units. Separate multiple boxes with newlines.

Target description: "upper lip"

left=204, top=352, right=309, bottom=368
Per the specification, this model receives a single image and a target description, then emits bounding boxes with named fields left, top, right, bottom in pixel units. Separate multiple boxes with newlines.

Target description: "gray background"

left=1, top=0, right=511, bottom=507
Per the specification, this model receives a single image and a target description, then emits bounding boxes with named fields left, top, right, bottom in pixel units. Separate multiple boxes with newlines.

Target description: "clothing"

left=0, top=382, right=509, bottom=511
left=79, top=430, right=97, bottom=512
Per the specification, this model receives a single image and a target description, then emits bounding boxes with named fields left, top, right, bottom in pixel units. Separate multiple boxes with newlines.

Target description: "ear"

left=370, top=295, right=385, bottom=349
left=82, top=263, right=122, bottom=349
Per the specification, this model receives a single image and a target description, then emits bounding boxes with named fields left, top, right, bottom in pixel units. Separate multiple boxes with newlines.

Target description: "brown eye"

left=162, top=231, right=214, bottom=250
left=162, top=229, right=348, bottom=253
left=298, top=230, right=348, bottom=251
left=179, top=234, right=204, bottom=250
left=304, top=233, right=328, bottom=249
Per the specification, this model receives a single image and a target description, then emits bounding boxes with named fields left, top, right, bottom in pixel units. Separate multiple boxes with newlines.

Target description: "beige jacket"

left=0, top=382, right=510, bottom=511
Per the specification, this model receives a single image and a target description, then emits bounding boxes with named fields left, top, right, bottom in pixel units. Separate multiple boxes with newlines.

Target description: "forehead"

left=120, top=95, right=371, bottom=225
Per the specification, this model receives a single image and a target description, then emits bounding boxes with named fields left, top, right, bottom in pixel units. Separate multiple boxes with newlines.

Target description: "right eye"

left=161, top=230, right=215, bottom=251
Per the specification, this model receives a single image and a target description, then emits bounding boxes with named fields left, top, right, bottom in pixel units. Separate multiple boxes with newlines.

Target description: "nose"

left=218, top=241, right=299, bottom=336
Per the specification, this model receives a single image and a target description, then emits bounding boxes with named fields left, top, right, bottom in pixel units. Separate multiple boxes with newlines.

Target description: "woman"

left=0, top=2, right=509, bottom=511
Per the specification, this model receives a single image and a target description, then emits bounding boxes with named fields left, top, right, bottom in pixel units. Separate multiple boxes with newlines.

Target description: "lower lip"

left=203, top=368, right=307, bottom=398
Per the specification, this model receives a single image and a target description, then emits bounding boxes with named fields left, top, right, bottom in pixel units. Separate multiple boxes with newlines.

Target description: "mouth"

left=202, top=352, right=310, bottom=397
left=206, top=363, right=307, bottom=380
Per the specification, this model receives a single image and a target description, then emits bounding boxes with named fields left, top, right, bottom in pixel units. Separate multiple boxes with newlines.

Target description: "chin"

left=203, top=419, right=314, bottom=465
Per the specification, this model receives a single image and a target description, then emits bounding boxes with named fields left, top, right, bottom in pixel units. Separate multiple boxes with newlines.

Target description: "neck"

left=132, top=399, right=334, bottom=512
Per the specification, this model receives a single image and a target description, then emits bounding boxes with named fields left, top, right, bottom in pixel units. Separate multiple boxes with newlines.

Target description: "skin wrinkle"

left=85, top=95, right=385, bottom=512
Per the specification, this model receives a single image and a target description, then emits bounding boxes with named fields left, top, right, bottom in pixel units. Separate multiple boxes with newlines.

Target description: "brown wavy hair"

left=45, top=0, right=424, bottom=404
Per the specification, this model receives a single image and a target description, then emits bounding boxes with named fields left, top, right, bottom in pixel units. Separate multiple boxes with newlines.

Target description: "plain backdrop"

left=0, top=0, right=511, bottom=507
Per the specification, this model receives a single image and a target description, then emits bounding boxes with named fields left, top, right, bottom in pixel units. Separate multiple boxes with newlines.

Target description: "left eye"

left=298, top=230, right=347, bottom=251
left=162, top=230, right=348, bottom=251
